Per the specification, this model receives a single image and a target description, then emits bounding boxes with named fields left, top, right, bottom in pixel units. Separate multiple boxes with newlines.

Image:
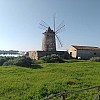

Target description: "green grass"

left=0, top=61, right=100, bottom=100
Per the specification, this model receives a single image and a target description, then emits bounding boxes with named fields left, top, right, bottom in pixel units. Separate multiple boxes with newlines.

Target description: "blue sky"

left=0, top=0, right=100, bottom=51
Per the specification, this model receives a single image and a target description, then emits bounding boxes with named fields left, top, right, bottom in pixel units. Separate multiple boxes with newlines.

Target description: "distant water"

left=0, top=54, right=24, bottom=57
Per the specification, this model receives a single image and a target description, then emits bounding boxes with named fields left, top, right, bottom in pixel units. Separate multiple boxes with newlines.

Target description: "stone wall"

left=27, top=51, right=70, bottom=60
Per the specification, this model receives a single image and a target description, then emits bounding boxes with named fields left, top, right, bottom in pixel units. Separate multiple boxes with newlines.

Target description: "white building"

left=67, top=45, right=100, bottom=59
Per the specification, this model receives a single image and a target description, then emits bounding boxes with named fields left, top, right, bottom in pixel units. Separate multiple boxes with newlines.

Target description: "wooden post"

left=98, top=86, right=100, bottom=100
left=62, top=95, right=66, bottom=100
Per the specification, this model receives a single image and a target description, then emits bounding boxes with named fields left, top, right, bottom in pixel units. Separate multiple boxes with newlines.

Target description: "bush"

left=40, top=54, right=64, bottom=63
left=0, top=56, right=15, bottom=66
left=34, top=60, right=44, bottom=64
left=3, top=60, right=14, bottom=66
left=2, top=56, right=34, bottom=67
left=40, top=55, right=51, bottom=63
left=90, top=57, right=100, bottom=62
left=13, top=56, right=33, bottom=67
left=0, top=57, right=7, bottom=66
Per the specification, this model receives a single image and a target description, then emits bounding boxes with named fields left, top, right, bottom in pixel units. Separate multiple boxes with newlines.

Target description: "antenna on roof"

left=53, top=13, right=56, bottom=32
left=52, top=14, right=65, bottom=47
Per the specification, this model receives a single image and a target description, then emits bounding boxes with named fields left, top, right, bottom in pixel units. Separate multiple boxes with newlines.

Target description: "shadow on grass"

left=28, top=64, right=43, bottom=69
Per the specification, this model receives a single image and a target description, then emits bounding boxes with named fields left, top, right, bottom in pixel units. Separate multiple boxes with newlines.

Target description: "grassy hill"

left=0, top=61, right=100, bottom=100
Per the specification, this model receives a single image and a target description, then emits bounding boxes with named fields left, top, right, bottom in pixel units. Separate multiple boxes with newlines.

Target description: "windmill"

left=39, top=15, right=65, bottom=51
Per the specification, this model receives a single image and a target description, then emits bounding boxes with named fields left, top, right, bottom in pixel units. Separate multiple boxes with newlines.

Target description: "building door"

left=70, top=52, right=72, bottom=56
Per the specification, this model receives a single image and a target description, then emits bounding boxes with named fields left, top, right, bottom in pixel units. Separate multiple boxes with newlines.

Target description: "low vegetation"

left=0, top=56, right=33, bottom=67
left=0, top=60, right=100, bottom=99
left=40, top=54, right=64, bottom=63
left=90, top=57, right=100, bottom=62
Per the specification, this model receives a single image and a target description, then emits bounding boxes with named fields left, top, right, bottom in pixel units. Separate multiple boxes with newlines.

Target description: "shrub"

left=34, top=60, right=44, bottom=64
left=90, top=57, right=100, bottom=62
left=40, top=54, right=64, bottom=63
left=3, top=60, right=14, bottom=66
left=3, top=56, right=34, bottom=67
left=40, top=55, right=51, bottom=63
left=0, top=57, right=7, bottom=66
left=13, top=56, right=34, bottom=67
left=0, top=56, right=15, bottom=66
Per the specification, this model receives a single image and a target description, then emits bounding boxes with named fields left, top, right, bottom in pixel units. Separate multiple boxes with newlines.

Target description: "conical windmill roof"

left=46, top=27, right=53, bottom=33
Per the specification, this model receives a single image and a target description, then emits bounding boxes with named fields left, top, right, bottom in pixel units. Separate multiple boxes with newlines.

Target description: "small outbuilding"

left=67, top=45, right=100, bottom=59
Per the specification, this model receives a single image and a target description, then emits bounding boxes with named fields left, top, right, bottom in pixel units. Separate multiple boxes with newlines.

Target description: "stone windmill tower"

left=42, top=27, right=56, bottom=51
left=39, top=15, right=65, bottom=52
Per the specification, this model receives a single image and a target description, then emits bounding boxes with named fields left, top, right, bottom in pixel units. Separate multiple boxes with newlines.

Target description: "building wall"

left=67, top=46, right=77, bottom=58
left=27, top=51, right=38, bottom=60
left=77, top=50, right=100, bottom=59
left=27, top=51, right=70, bottom=60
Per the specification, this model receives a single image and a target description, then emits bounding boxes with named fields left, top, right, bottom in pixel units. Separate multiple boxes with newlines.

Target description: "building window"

left=94, top=53, right=96, bottom=55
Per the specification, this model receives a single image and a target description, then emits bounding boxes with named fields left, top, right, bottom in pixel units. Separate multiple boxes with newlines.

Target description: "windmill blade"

left=39, top=23, right=48, bottom=30
left=55, top=24, right=65, bottom=34
left=41, top=20, right=49, bottom=27
left=56, top=20, right=64, bottom=31
left=55, top=34, right=63, bottom=47
left=39, top=20, right=49, bottom=30
left=55, top=26, right=66, bottom=34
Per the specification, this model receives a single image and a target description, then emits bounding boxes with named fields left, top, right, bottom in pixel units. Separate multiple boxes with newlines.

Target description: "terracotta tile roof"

left=72, top=45, right=100, bottom=50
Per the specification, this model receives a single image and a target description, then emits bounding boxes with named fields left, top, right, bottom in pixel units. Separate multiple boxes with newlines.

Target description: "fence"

left=44, top=85, right=100, bottom=100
